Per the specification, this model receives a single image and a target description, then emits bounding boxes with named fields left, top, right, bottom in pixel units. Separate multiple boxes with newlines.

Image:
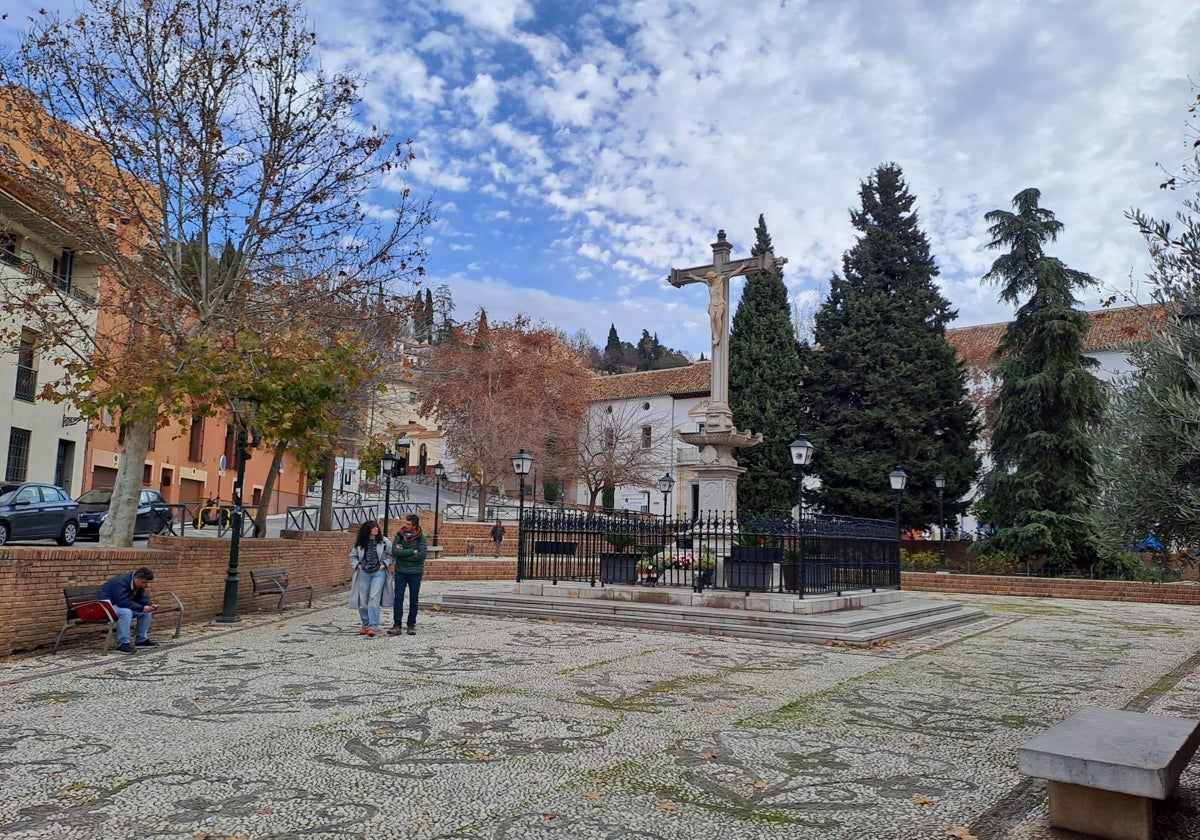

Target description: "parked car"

left=0, top=482, right=80, bottom=546
left=75, top=487, right=173, bottom=539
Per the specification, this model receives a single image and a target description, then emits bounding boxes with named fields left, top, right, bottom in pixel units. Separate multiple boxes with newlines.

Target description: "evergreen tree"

left=729, top=215, right=805, bottom=514
left=605, top=324, right=622, bottom=353
left=973, top=188, right=1103, bottom=569
left=422, top=288, right=435, bottom=341
left=808, top=164, right=980, bottom=529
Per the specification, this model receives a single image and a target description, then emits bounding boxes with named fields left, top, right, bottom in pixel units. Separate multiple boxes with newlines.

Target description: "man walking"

left=95, top=566, right=159, bottom=654
left=490, top=520, right=506, bottom=557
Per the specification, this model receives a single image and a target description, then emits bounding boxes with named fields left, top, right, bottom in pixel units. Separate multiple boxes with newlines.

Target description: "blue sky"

left=6, top=0, right=1200, bottom=356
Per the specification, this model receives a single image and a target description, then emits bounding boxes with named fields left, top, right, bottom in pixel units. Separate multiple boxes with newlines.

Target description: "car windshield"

left=77, top=489, right=114, bottom=504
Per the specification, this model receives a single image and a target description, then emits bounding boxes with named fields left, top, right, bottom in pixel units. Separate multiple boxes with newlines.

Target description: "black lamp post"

left=889, top=466, right=908, bottom=543
left=380, top=451, right=398, bottom=536
left=432, top=461, right=445, bottom=547
left=935, top=473, right=947, bottom=574
left=657, top=472, right=674, bottom=562
left=217, top=395, right=259, bottom=623
left=511, top=449, right=533, bottom=582
left=788, top=436, right=815, bottom=521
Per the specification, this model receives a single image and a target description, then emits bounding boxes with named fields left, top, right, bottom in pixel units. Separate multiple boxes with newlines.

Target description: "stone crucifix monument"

left=668, top=229, right=788, bottom=516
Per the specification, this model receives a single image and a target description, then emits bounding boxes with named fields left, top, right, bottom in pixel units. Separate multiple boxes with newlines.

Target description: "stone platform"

left=439, top=582, right=985, bottom=645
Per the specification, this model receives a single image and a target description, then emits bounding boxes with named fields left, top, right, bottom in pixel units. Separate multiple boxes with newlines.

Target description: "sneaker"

left=115, top=642, right=136, bottom=654
left=359, top=627, right=370, bottom=635
left=135, top=639, right=159, bottom=648
left=386, top=626, right=404, bottom=636
left=406, top=626, right=416, bottom=635
left=365, top=628, right=376, bottom=637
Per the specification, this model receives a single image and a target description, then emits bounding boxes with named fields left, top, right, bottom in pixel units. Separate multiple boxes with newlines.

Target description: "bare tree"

left=2, top=0, right=432, bottom=543
left=417, top=313, right=589, bottom=520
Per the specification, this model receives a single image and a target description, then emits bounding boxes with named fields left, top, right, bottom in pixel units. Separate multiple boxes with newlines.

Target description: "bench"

left=1017, top=706, right=1200, bottom=840
left=54, top=585, right=184, bottom=654
left=250, top=567, right=313, bottom=613
left=532, top=540, right=577, bottom=556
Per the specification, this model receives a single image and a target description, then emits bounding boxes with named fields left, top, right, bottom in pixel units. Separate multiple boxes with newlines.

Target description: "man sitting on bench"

left=95, top=566, right=160, bottom=654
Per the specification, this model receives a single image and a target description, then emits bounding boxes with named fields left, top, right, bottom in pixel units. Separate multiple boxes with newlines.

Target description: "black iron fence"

left=517, top=510, right=900, bottom=597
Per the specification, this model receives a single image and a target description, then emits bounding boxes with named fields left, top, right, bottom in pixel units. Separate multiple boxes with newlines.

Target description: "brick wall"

left=902, top=571, right=1200, bottom=605
left=0, top=531, right=515, bottom=655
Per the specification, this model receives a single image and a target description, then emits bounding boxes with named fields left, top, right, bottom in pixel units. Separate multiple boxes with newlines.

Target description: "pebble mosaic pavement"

left=3, top=581, right=1200, bottom=839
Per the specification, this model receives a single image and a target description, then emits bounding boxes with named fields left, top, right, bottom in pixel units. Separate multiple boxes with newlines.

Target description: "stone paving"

left=3, top=583, right=1200, bottom=839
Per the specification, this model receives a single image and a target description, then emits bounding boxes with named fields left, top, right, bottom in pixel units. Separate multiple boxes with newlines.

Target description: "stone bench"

left=1017, top=706, right=1200, bottom=840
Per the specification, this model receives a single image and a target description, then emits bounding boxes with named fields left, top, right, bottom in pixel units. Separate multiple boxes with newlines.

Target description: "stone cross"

left=669, top=230, right=787, bottom=431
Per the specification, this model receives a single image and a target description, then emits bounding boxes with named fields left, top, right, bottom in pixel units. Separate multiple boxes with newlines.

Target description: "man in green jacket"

left=388, top=513, right=428, bottom=635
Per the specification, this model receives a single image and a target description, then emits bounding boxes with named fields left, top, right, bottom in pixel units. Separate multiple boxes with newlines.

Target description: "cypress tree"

left=973, top=188, right=1103, bottom=569
left=729, top=215, right=805, bottom=514
left=808, top=164, right=980, bottom=529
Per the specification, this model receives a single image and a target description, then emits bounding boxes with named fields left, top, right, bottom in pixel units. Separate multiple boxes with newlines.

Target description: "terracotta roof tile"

left=946, top=304, right=1167, bottom=369
left=587, top=362, right=711, bottom=400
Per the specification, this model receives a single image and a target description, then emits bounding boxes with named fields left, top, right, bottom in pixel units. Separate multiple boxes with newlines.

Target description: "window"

left=643, top=402, right=650, bottom=410
left=5, top=427, right=31, bottom=482
left=187, top=415, right=204, bottom=462
left=52, top=248, right=74, bottom=292
left=641, top=426, right=652, bottom=449
left=14, top=330, right=36, bottom=402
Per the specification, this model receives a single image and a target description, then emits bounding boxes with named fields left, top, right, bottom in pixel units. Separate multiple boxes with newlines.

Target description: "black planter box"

left=724, top=559, right=773, bottom=592
left=781, top=562, right=831, bottom=593
left=730, top=545, right=783, bottom=564
left=599, top=553, right=638, bottom=585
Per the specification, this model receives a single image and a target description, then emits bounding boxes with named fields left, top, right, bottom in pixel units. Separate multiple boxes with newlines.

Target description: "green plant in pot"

left=603, top=532, right=637, bottom=552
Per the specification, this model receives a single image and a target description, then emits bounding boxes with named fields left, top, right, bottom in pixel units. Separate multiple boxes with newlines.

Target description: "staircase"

left=438, top=583, right=985, bottom=646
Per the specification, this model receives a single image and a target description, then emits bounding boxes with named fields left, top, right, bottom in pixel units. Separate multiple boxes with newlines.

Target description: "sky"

left=5, top=0, right=1200, bottom=357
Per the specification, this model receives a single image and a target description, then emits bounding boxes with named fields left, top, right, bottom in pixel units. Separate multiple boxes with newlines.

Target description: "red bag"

left=72, top=600, right=118, bottom=622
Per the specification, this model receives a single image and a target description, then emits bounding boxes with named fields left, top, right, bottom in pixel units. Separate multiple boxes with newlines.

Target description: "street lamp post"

left=789, top=436, right=816, bottom=598
left=432, top=462, right=445, bottom=547
left=217, top=396, right=259, bottom=623
left=935, top=473, right=948, bottom=574
left=380, top=452, right=398, bottom=536
left=511, top=449, right=533, bottom=582
left=657, top=472, right=674, bottom=573
left=889, top=466, right=908, bottom=543
left=788, top=436, right=815, bottom=521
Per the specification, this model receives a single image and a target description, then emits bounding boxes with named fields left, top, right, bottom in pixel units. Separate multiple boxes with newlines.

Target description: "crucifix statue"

left=669, top=229, right=788, bottom=432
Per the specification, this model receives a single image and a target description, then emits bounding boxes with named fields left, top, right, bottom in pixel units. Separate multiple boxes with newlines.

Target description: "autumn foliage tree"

left=416, top=313, right=590, bottom=520
left=1, top=0, right=431, bottom=544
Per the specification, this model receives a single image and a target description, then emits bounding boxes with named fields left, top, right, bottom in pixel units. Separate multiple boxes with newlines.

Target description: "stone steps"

left=438, top=584, right=985, bottom=645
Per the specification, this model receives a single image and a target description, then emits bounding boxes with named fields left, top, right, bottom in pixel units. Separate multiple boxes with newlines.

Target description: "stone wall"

left=0, top=531, right=516, bottom=655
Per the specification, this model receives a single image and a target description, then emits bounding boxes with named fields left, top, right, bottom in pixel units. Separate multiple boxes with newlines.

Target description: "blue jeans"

left=115, top=606, right=152, bottom=645
left=394, top=573, right=422, bottom=627
left=357, top=569, right=387, bottom=630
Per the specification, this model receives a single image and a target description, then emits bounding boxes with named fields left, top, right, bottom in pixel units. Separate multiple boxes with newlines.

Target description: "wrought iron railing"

left=0, top=248, right=98, bottom=306
left=516, top=509, right=900, bottom=596
left=14, top=365, right=36, bottom=402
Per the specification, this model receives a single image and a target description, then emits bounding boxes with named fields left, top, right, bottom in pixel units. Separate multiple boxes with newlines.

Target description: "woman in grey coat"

left=348, top=520, right=393, bottom=636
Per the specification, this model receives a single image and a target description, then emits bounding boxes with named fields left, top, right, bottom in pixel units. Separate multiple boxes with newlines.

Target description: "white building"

left=0, top=169, right=95, bottom=493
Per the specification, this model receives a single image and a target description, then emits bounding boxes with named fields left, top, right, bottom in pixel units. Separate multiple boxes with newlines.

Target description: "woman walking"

left=388, top=513, right=428, bottom=635
left=349, top=520, right=392, bottom=637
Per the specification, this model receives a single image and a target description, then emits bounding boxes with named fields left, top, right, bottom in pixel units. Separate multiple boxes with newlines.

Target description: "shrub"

left=900, top=549, right=940, bottom=571
left=972, top=552, right=1020, bottom=575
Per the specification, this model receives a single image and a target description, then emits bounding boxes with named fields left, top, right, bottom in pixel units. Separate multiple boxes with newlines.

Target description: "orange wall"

left=84, top=415, right=308, bottom=510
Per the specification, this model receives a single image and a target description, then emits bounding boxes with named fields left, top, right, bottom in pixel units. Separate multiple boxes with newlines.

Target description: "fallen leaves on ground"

left=657, top=802, right=678, bottom=812
left=698, top=750, right=717, bottom=760
left=947, top=829, right=979, bottom=839
left=470, top=753, right=490, bottom=762
left=746, top=779, right=768, bottom=790
left=915, top=796, right=935, bottom=806
left=581, top=791, right=604, bottom=800
left=542, top=812, right=556, bottom=821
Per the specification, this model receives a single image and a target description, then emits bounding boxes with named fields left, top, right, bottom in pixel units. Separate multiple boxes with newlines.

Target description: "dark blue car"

left=0, top=482, right=79, bottom=546
left=76, top=487, right=173, bottom=539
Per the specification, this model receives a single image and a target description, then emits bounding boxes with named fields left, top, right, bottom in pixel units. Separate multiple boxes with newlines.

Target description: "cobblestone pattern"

left=2, top=586, right=1200, bottom=839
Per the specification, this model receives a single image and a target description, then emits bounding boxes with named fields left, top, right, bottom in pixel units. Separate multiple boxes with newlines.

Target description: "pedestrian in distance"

left=95, top=566, right=159, bottom=654
left=349, top=520, right=392, bottom=637
left=388, top=513, right=428, bottom=635
left=490, top=519, right=506, bottom=557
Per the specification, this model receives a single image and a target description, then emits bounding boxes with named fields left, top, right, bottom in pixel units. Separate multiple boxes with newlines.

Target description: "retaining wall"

left=902, top=571, right=1200, bottom=605
left=0, top=532, right=516, bottom=655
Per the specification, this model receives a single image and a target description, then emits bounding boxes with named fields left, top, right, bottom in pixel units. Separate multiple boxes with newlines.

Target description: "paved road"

left=3, top=587, right=1200, bottom=838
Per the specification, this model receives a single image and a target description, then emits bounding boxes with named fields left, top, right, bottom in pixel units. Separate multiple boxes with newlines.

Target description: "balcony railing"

left=0, top=249, right=98, bottom=307
left=14, top=365, right=36, bottom=402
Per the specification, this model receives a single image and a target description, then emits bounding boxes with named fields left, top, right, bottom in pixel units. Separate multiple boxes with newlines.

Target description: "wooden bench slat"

left=250, top=567, right=313, bottom=613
